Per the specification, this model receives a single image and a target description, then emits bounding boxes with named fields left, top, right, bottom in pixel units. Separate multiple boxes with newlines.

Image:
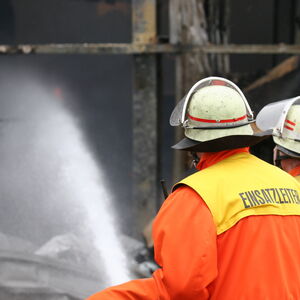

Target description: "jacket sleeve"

left=151, top=186, right=218, bottom=300
left=87, top=186, right=217, bottom=300
left=87, top=278, right=156, bottom=300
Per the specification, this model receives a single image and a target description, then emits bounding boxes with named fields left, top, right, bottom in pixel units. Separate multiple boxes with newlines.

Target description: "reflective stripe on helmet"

left=286, top=120, right=296, bottom=126
left=187, top=113, right=247, bottom=124
left=284, top=125, right=295, bottom=131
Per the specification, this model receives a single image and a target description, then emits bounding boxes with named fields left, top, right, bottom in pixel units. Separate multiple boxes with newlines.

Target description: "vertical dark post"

left=169, top=0, right=211, bottom=182
left=132, top=0, right=158, bottom=236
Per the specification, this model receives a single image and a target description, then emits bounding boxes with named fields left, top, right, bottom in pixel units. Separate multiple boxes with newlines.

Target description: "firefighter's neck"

left=281, top=158, right=300, bottom=175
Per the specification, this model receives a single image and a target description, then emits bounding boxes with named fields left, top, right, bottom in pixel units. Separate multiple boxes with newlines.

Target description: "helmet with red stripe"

left=256, top=97, right=300, bottom=164
left=170, top=76, right=269, bottom=152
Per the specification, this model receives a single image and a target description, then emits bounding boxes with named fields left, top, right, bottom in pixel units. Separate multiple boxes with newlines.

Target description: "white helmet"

left=256, top=97, right=300, bottom=164
left=170, top=76, right=269, bottom=152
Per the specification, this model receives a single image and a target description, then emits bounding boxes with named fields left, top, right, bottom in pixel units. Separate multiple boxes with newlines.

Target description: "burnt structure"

left=0, top=1, right=300, bottom=299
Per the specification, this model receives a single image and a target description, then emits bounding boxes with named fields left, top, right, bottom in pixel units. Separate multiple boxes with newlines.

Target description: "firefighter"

left=88, top=77, right=300, bottom=300
left=257, top=97, right=300, bottom=182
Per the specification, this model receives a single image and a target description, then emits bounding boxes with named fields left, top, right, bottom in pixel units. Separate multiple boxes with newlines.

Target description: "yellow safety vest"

left=174, top=153, right=300, bottom=235
left=295, top=175, right=300, bottom=183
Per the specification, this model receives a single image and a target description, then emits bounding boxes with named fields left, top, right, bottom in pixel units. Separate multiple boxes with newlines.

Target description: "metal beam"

left=3, top=43, right=300, bottom=55
left=132, top=0, right=158, bottom=237
left=200, top=44, right=300, bottom=54
left=0, top=43, right=179, bottom=55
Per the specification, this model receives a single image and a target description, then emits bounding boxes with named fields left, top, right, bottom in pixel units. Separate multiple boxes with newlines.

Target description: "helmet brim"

left=172, top=130, right=271, bottom=152
left=275, top=142, right=300, bottom=158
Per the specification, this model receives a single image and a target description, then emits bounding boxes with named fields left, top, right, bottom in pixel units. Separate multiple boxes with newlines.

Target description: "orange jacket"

left=88, top=148, right=300, bottom=299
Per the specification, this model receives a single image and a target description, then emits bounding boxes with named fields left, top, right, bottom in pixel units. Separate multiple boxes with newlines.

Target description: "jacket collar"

left=196, top=147, right=250, bottom=171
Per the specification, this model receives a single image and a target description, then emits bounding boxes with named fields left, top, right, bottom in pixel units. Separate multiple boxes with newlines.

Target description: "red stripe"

left=286, top=119, right=296, bottom=126
left=284, top=125, right=295, bottom=131
left=211, top=80, right=226, bottom=86
left=188, top=114, right=247, bottom=123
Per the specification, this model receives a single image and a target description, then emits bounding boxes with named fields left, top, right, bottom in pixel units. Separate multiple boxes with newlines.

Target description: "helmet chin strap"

left=273, top=146, right=291, bottom=168
left=191, top=152, right=200, bottom=168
